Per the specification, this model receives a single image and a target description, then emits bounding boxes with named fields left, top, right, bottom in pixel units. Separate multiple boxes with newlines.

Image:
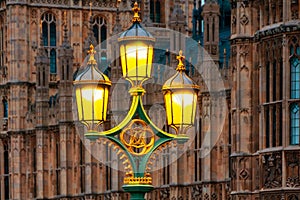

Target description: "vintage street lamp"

left=74, top=2, right=200, bottom=200
left=162, top=50, right=200, bottom=135
left=74, top=44, right=111, bottom=133
left=118, top=2, right=155, bottom=91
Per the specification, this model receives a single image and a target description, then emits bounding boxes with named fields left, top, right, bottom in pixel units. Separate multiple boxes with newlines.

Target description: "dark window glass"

left=155, top=0, right=161, bottom=23
left=272, top=108, right=276, bottom=146
left=265, top=107, right=270, bottom=148
left=280, top=59, right=283, bottom=99
left=42, top=22, right=48, bottom=46
left=93, top=25, right=99, bottom=44
left=101, top=25, right=107, bottom=49
left=279, top=105, right=282, bottom=146
left=290, top=57, right=300, bottom=99
left=290, top=103, right=300, bottom=145
left=266, top=62, right=270, bottom=102
left=3, top=99, right=8, bottom=118
left=92, top=16, right=107, bottom=49
left=50, top=22, right=56, bottom=46
left=273, top=61, right=277, bottom=101
left=50, top=49, right=56, bottom=74
left=150, top=0, right=154, bottom=21
left=41, top=13, right=56, bottom=74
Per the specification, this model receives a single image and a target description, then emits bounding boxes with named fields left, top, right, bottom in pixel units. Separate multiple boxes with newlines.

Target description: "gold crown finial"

left=132, top=1, right=141, bottom=22
left=176, top=50, right=186, bottom=71
left=87, top=44, right=97, bottom=65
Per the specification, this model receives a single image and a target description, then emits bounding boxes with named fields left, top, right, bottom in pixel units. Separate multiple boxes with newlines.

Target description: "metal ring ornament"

left=120, top=119, right=155, bottom=156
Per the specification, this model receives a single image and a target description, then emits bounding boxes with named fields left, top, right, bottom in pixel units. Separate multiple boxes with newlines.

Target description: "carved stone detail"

left=240, top=14, right=249, bottom=25
left=239, top=168, right=249, bottom=180
left=160, top=187, right=170, bottom=200
left=286, top=151, right=300, bottom=188
left=262, top=152, right=282, bottom=189
left=192, top=184, right=202, bottom=199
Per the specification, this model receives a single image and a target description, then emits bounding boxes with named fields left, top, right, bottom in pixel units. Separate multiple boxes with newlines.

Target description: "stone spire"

left=57, top=11, right=74, bottom=122
left=113, top=7, right=123, bottom=34
left=192, top=0, right=203, bottom=41
left=35, top=20, right=50, bottom=128
left=84, top=3, right=97, bottom=54
left=61, top=11, right=71, bottom=48
left=169, top=0, right=186, bottom=55
left=202, top=0, right=220, bottom=62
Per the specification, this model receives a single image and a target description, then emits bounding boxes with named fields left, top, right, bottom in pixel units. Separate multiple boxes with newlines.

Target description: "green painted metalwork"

left=85, top=87, right=189, bottom=200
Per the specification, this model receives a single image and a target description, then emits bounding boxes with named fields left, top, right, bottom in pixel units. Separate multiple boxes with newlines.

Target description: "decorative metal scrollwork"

left=120, top=119, right=154, bottom=156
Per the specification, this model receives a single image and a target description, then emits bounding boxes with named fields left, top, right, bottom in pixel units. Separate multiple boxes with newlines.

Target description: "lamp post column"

left=123, top=184, right=154, bottom=200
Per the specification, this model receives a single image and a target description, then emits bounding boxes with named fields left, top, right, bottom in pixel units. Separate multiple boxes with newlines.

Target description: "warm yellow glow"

left=120, top=41, right=153, bottom=83
left=81, top=87, right=104, bottom=102
left=120, top=45, right=127, bottom=77
left=147, top=46, right=153, bottom=76
left=75, top=86, right=108, bottom=124
left=76, top=88, right=83, bottom=120
left=165, top=90, right=197, bottom=128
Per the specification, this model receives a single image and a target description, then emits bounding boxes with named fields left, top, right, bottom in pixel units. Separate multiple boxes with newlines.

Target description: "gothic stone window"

left=289, top=41, right=300, bottom=145
left=290, top=45, right=300, bottom=99
left=92, top=15, right=107, bottom=49
left=264, top=41, right=283, bottom=148
left=41, top=12, right=57, bottom=74
left=290, top=103, right=300, bottom=145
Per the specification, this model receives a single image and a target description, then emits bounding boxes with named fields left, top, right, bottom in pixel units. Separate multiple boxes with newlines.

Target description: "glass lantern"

left=74, top=45, right=111, bottom=132
left=162, top=51, right=200, bottom=135
left=118, top=2, right=155, bottom=87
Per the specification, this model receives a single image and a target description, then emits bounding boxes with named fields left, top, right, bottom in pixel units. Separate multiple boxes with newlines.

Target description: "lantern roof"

left=162, top=50, right=200, bottom=90
left=118, top=2, right=155, bottom=42
left=74, top=44, right=111, bottom=86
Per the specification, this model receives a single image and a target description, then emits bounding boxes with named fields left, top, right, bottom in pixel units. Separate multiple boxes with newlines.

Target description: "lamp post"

left=74, top=2, right=200, bottom=200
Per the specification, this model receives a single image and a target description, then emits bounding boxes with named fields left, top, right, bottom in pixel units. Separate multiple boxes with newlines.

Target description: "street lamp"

left=74, top=2, right=200, bottom=200
left=118, top=2, right=155, bottom=90
left=74, top=44, right=111, bottom=133
left=162, top=50, right=200, bottom=135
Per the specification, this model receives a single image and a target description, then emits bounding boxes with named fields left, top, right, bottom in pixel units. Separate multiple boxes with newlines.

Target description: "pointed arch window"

left=290, top=45, right=300, bottom=99
left=41, top=12, right=57, bottom=74
left=263, top=42, right=283, bottom=148
left=92, top=16, right=107, bottom=49
left=290, top=103, right=300, bottom=145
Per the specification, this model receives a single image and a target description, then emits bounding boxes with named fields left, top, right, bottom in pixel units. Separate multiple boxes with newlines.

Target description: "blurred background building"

left=0, top=0, right=299, bottom=199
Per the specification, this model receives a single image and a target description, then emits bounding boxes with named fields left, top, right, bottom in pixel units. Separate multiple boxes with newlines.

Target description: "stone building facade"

left=0, top=0, right=299, bottom=200
left=230, top=0, right=300, bottom=199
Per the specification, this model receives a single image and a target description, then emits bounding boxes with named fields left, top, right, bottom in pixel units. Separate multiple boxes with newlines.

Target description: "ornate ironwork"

left=120, top=119, right=154, bottom=156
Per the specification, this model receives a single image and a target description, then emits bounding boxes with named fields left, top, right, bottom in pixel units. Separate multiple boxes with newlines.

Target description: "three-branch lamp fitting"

left=74, top=1, right=200, bottom=136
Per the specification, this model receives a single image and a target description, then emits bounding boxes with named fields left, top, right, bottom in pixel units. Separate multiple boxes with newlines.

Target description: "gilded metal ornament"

left=120, top=119, right=155, bottom=156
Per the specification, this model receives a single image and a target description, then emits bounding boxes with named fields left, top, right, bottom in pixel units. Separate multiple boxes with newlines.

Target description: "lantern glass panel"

left=165, top=90, right=197, bottom=128
left=120, top=41, right=153, bottom=83
left=75, top=85, right=107, bottom=125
